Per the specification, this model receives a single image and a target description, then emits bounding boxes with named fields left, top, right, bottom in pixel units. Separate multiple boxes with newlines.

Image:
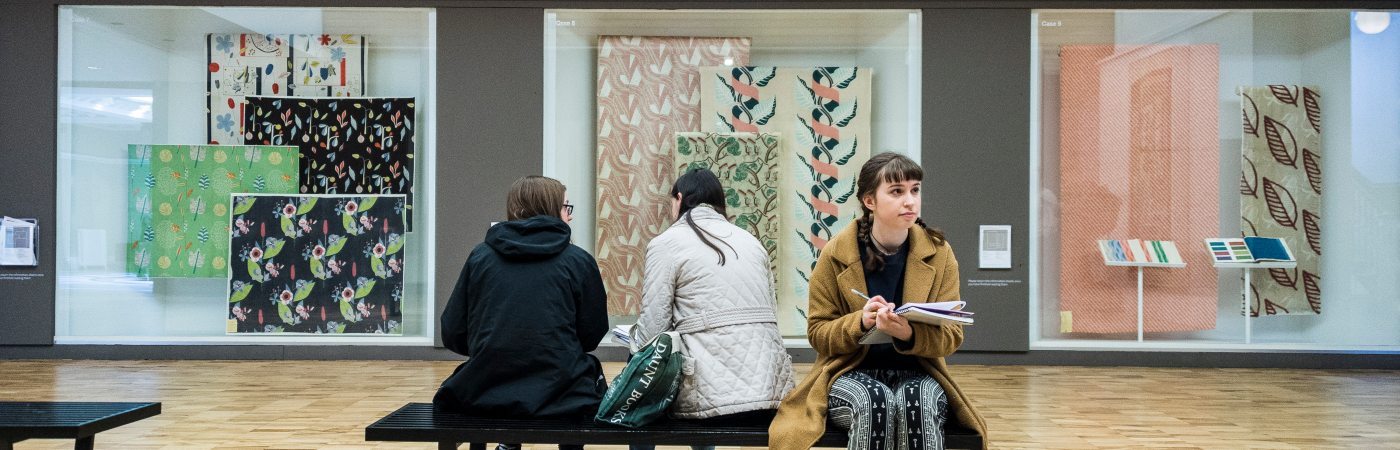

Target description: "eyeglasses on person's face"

left=562, top=202, right=575, bottom=215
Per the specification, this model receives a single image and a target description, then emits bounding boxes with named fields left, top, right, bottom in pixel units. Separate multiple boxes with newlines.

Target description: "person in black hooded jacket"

left=434, top=175, right=609, bottom=450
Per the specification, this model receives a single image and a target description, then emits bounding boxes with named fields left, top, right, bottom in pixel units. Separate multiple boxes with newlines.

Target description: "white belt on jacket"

left=673, top=306, right=778, bottom=334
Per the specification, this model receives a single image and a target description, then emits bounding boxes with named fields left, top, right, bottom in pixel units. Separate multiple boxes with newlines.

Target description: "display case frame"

left=1028, top=9, right=1400, bottom=352
left=53, top=5, right=439, bottom=345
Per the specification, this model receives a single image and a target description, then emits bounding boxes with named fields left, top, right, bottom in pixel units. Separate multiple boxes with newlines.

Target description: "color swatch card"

left=1203, top=237, right=1294, bottom=263
left=1098, top=239, right=1185, bottom=266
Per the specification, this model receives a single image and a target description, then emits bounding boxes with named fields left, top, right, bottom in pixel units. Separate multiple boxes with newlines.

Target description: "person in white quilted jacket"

left=630, top=168, right=795, bottom=449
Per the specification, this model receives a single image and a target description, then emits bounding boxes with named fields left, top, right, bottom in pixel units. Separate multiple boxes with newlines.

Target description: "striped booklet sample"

left=1098, top=239, right=1184, bottom=265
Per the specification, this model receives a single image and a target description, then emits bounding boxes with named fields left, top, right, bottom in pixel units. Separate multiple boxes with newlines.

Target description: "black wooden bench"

left=0, top=402, right=161, bottom=450
left=367, top=403, right=982, bottom=449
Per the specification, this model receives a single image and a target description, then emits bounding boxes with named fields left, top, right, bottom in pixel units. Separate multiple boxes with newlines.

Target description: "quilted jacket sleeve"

left=633, top=236, right=677, bottom=352
left=806, top=250, right=864, bottom=357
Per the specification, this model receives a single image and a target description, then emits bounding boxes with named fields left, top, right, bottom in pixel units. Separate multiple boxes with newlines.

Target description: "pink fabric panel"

left=1057, top=45, right=1220, bottom=333
left=595, top=36, right=750, bottom=316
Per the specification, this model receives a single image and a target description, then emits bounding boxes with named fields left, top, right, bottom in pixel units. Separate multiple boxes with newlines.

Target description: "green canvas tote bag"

left=595, top=331, right=685, bottom=427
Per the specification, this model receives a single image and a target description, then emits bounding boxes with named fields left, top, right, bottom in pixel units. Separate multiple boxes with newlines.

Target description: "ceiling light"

left=1355, top=11, right=1391, bottom=35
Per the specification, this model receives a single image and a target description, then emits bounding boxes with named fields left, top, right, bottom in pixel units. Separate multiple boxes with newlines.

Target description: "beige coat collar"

left=830, top=222, right=941, bottom=307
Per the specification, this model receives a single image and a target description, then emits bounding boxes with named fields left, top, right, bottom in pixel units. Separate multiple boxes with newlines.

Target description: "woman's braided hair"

left=855, top=152, right=946, bottom=271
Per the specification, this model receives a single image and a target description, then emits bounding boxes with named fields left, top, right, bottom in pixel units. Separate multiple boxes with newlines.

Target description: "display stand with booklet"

left=1204, top=237, right=1297, bottom=343
left=1094, top=239, right=1186, bottom=342
left=1098, top=239, right=1186, bottom=267
left=856, top=293, right=974, bottom=344
left=1203, top=237, right=1294, bottom=263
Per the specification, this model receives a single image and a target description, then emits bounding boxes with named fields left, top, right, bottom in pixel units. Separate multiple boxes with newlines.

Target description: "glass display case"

left=1030, top=9, right=1400, bottom=350
left=542, top=9, right=923, bottom=338
left=56, top=6, right=437, bottom=343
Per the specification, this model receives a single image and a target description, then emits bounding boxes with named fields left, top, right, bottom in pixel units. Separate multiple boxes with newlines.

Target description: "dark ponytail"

left=672, top=168, right=737, bottom=265
left=854, top=152, right=946, bottom=271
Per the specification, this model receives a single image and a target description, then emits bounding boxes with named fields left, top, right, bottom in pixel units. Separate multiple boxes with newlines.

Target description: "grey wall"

left=434, top=7, right=545, bottom=345
left=924, top=9, right=1032, bottom=351
left=0, top=3, right=57, bottom=346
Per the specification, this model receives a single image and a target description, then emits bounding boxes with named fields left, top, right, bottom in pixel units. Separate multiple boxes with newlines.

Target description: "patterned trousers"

left=827, top=369, right=949, bottom=450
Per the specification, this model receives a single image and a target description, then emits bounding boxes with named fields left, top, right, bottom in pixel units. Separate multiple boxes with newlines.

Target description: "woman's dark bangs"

left=878, top=157, right=923, bottom=185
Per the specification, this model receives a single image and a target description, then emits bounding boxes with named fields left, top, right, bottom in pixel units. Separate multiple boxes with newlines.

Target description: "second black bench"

left=367, top=403, right=982, bottom=449
left=0, top=401, right=161, bottom=450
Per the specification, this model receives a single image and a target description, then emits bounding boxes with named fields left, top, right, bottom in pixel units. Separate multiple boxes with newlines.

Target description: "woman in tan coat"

left=769, top=153, right=988, bottom=450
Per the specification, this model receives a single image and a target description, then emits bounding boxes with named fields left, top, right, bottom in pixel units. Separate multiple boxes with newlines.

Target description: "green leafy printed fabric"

left=128, top=144, right=299, bottom=278
left=227, top=194, right=406, bottom=334
left=675, top=132, right=783, bottom=274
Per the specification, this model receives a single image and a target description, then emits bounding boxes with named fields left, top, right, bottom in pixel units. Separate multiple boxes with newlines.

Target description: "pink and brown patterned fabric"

left=595, top=36, right=751, bottom=316
left=1057, top=45, right=1220, bottom=334
left=1240, top=85, right=1322, bottom=316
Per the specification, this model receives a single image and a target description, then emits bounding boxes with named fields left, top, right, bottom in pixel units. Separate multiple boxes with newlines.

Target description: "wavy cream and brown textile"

left=595, top=36, right=750, bottom=316
left=1240, top=86, right=1322, bottom=316
left=1056, top=45, right=1220, bottom=333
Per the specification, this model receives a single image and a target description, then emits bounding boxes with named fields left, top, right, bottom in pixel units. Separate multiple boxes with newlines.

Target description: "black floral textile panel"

left=227, top=194, right=406, bottom=334
left=243, top=96, right=416, bottom=229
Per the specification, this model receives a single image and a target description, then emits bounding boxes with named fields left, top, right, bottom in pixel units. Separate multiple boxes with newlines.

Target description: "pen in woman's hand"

left=851, top=289, right=888, bottom=305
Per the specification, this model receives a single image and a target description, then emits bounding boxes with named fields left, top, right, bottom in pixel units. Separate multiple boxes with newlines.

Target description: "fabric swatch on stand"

left=1239, top=85, right=1322, bottom=316
left=674, top=132, right=784, bottom=275
left=1056, top=44, right=1220, bottom=334
left=243, top=96, right=416, bottom=230
left=127, top=144, right=299, bottom=278
left=701, top=66, right=872, bottom=337
left=595, top=36, right=751, bottom=316
left=207, top=34, right=366, bottom=146
left=227, top=194, right=406, bottom=334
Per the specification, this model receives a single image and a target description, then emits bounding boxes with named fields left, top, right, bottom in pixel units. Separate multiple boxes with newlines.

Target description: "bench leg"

left=438, top=443, right=456, bottom=450
left=2, top=439, right=13, bottom=450
left=74, top=436, right=94, bottom=450
left=470, top=443, right=486, bottom=450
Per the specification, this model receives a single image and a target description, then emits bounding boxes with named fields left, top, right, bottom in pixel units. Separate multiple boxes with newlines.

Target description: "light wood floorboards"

left=1, top=360, right=1397, bottom=449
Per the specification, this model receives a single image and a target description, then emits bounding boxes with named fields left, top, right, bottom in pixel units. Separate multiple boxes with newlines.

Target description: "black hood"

left=485, top=215, right=572, bottom=260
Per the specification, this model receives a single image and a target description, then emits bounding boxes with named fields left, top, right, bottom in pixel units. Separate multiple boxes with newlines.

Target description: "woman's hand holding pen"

left=854, top=289, right=913, bottom=341
left=860, top=295, right=889, bottom=331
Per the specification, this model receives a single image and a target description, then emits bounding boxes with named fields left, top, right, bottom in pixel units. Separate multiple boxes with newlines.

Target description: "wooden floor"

left=1, top=360, right=1398, bottom=449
